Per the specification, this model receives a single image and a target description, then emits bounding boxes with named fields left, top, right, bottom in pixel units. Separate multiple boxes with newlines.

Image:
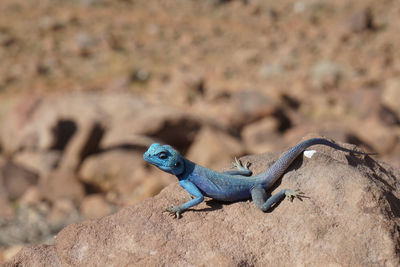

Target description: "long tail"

left=257, top=138, right=374, bottom=188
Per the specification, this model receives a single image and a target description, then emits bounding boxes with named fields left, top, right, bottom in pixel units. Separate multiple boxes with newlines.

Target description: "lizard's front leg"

left=165, top=180, right=204, bottom=218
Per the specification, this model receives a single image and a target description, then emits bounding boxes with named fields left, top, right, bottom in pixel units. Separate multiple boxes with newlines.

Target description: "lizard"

left=143, top=137, right=373, bottom=218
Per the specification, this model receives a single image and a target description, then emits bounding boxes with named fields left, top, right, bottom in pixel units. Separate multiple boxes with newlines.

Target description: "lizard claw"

left=285, top=189, right=307, bottom=202
left=164, top=205, right=182, bottom=219
left=232, top=157, right=251, bottom=170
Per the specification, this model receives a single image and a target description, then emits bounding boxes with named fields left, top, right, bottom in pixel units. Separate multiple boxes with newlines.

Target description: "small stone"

left=310, top=60, right=344, bottom=90
left=19, top=186, right=42, bottom=206
left=130, top=69, right=150, bottom=83
left=346, top=8, right=375, bottom=33
left=47, top=199, right=80, bottom=232
left=259, top=64, right=284, bottom=78
left=38, top=16, right=64, bottom=31
left=304, top=150, right=316, bottom=158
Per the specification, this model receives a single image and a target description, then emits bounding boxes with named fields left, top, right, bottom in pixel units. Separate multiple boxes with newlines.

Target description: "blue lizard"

left=143, top=138, right=372, bottom=218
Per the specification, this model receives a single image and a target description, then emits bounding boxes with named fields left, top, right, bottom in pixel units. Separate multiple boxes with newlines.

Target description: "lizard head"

left=143, top=143, right=185, bottom=175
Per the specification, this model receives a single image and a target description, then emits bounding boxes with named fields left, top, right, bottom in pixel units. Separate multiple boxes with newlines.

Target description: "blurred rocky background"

left=0, top=0, right=400, bottom=262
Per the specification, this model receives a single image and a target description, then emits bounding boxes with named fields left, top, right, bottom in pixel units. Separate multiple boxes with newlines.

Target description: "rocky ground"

left=1, top=0, right=400, bottom=263
left=5, top=143, right=400, bottom=266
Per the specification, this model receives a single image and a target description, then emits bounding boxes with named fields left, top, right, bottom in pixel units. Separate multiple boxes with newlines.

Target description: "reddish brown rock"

left=231, top=89, right=278, bottom=127
left=0, top=92, right=144, bottom=156
left=241, top=117, right=281, bottom=154
left=1, top=245, right=24, bottom=263
left=6, top=139, right=400, bottom=266
left=79, top=150, right=174, bottom=206
left=2, top=161, right=39, bottom=201
left=58, top=119, right=105, bottom=172
left=19, top=186, right=42, bottom=206
left=39, top=170, right=85, bottom=204
left=47, top=199, right=81, bottom=233
left=351, top=118, right=399, bottom=155
left=13, top=151, right=61, bottom=177
left=80, top=194, right=114, bottom=220
left=4, top=245, right=63, bottom=267
left=186, top=126, right=245, bottom=170
left=0, top=196, right=15, bottom=219
left=0, top=94, right=43, bottom=155
left=345, top=8, right=375, bottom=33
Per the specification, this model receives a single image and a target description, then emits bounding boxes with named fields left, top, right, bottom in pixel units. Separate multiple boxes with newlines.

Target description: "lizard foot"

left=164, top=205, right=183, bottom=219
left=285, top=189, right=307, bottom=202
left=232, top=157, right=251, bottom=171
left=185, top=195, right=194, bottom=201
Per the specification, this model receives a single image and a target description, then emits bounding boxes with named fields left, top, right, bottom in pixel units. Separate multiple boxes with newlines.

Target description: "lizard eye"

left=174, top=162, right=180, bottom=168
left=158, top=152, right=167, bottom=159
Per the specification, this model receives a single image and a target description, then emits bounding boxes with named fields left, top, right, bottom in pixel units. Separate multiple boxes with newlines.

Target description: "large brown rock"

left=5, top=140, right=400, bottom=266
left=79, top=150, right=175, bottom=205
left=186, top=126, right=245, bottom=170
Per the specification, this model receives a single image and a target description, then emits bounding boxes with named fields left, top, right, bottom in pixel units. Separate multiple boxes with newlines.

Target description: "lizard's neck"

left=176, top=158, right=195, bottom=181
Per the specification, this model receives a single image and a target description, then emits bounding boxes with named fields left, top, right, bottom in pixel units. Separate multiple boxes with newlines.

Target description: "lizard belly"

left=190, top=175, right=252, bottom=201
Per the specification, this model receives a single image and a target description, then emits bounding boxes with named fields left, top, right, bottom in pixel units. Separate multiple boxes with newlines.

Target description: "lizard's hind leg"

left=251, top=186, right=304, bottom=211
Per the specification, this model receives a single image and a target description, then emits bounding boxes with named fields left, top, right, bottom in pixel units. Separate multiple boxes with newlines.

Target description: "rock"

left=19, top=186, right=42, bottom=206
left=7, top=138, right=400, bottom=266
left=0, top=31, right=16, bottom=48
left=310, top=61, right=344, bottom=90
left=79, top=150, right=174, bottom=206
left=258, top=63, right=284, bottom=78
left=47, top=199, right=81, bottom=233
left=4, top=245, right=63, bottom=267
left=0, top=92, right=136, bottom=155
left=2, top=161, right=39, bottom=201
left=79, top=150, right=143, bottom=192
left=80, top=194, right=114, bottom=220
left=231, top=89, right=278, bottom=127
left=345, top=8, right=375, bottom=33
left=13, top=150, right=61, bottom=177
left=382, top=78, right=400, bottom=117
left=0, top=195, right=15, bottom=219
left=351, top=118, right=398, bottom=155
left=1, top=245, right=23, bottom=263
left=241, top=117, right=281, bottom=154
left=0, top=94, right=43, bottom=155
left=58, top=120, right=105, bottom=172
left=39, top=170, right=85, bottom=204
left=186, top=126, right=245, bottom=170
left=102, top=105, right=202, bottom=152
left=38, top=16, right=65, bottom=32
left=0, top=92, right=202, bottom=158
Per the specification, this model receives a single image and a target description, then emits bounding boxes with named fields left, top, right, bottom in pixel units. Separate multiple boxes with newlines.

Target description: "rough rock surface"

left=6, top=141, right=400, bottom=266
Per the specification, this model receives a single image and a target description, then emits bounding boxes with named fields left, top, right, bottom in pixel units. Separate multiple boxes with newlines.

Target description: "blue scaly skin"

left=143, top=138, right=373, bottom=218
